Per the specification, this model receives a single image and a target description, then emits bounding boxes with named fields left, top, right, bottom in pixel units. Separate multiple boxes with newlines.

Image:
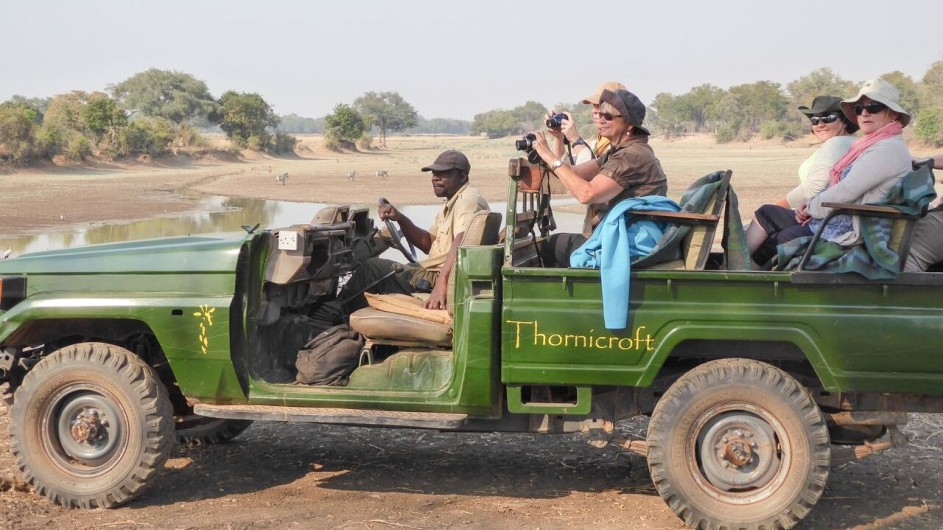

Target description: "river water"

left=0, top=196, right=585, bottom=259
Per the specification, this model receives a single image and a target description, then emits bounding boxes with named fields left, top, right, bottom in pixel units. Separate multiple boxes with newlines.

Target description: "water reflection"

left=0, top=196, right=585, bottom=258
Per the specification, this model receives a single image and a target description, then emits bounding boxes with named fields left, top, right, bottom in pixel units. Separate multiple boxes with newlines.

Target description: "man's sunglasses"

left=598, top=112, right=622, bottom=121
left=854, top=101, right=888, bottom=115
left=810, top=113, right=840, bottom=126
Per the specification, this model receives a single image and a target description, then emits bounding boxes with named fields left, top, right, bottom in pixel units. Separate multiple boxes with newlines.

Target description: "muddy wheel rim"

left=44, top=386, right=127, bottom=475
left=689, top=403, right=790, bottom=504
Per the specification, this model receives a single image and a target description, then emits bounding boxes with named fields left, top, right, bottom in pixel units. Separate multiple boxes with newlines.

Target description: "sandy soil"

left=2, top=135, right=943, bottom=529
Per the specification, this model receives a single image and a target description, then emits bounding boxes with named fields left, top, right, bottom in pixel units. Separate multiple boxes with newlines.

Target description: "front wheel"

left=10, top=342, right=174, bottom=508
left=646, top=359, right=830, bottom=530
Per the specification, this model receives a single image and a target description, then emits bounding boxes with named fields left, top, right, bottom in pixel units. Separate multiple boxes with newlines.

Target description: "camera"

left=545, top=113, right=567, bottom=130
left=514, top=133, right=542, bottom=164
left=515, top=133, right=536, bottom=152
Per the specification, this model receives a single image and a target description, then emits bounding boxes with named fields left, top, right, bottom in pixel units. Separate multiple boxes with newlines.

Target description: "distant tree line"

left=0, top=69, right=298, bottom=164
left=5, top=63, right=943, bottom=166
left=467, top=64, right=943, bottom=147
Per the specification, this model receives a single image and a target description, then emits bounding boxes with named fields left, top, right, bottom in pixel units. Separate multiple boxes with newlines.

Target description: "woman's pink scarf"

left=829, top=121, right=903, bottom=186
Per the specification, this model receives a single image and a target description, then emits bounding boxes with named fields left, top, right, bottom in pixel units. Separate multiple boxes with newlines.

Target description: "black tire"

left=176, top=417, right=253, bottom=445
left=647, top=359, right=830, bottom=530
left=9, top=342, right=174, bottom=508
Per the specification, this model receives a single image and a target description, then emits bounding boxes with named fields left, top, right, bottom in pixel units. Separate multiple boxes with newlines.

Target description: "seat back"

left=445, top=210, right=502, bottom=314
left=680, top=170, right=732, bottom=269
left=634, top=170, right=732, bottom=270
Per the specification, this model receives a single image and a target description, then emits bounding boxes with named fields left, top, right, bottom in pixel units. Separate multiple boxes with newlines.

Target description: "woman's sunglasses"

left=810, top=113, right=840, bottom=126
left=854, top=101, right=888, bottom=115
left=598, top=112, right=622, bottom=121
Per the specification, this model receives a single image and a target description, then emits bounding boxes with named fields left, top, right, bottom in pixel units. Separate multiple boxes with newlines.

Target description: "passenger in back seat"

left=529, top=88, right=668, bottom=267
left=904, top=156, right=943, bottom=272
left=334, top=150, right=490, bottom=312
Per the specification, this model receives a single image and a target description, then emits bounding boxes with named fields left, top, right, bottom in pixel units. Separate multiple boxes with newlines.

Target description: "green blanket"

left=773, top=166, right=937, bottom=279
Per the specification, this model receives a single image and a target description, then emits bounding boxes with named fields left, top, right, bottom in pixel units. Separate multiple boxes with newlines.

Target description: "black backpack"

left=295, top=324, right=365, bottom=386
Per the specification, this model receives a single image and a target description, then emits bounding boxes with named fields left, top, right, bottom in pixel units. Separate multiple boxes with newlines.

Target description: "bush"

left=357, top=132, right=373, bottom=150
left=914, top=107, right=943, bottom=147
left=322, top=130, right=340, bottom=150
left=270, top=132, right=298, bottom=155
left=35, top=123, right=92, bottom=162
left=758, top=120, right=804, bottom=141
left=715, top=126, right=735, bottom=144
left=737, top=126, right=754, bottom=142
left=0, top=103, right=38, bottom=163
left=118, top=117, right=174, bottom=157
left=245, top=134, right=269, bottom=151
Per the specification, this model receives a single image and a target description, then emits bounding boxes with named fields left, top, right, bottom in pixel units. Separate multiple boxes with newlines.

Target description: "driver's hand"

left=378, top=201, right=401, bottom=222
left=424, top=283, right=448, bottom=310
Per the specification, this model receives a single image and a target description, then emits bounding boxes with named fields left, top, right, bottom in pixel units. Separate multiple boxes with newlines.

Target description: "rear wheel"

left=10, top=342, right=174, bottom=508
left=647, top=359, right=830, bottom=530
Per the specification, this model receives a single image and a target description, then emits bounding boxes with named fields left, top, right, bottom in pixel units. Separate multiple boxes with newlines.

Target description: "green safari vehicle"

left=1, top=158, right=941, bottom=530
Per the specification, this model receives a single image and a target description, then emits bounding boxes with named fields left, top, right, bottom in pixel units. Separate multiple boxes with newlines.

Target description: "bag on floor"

left=295, top=324, right=364, bottom=386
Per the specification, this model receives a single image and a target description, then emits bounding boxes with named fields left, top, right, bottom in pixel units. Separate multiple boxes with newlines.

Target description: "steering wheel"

left=378, top=198, right=418, bottom=264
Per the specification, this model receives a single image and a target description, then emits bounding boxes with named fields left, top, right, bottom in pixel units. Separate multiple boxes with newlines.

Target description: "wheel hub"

left=719, top=433, right=755, bottom=468
left=697, top=412, right=781, bottom=492
left=53, top=392, right=122, bottom=467
left=70, top=410, right=107, bottom=445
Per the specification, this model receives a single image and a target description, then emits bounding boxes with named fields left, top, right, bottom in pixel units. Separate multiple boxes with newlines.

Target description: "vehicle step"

left=193, top=403, right=468, bottom=430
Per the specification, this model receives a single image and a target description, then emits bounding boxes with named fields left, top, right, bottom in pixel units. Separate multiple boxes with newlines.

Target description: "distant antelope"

left=275, top=172, right=289, bottom=185
left=375, top=169, right=389, bottom=179
left=347, top=170, right=358, bottom=181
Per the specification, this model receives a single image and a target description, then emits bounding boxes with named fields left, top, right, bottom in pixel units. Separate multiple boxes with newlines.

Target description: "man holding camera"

left=530, top=88, right=668, bottom=267
left=335, top=149, right=490, bottom=312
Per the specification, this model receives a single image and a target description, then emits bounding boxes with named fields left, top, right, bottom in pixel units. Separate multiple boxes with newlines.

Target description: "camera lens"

left=545, top=113, right=566, bottom=130
left=514, top=133, right=536, bottom=152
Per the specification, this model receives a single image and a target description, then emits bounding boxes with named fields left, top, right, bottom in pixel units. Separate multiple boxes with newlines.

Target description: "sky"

left=3, top=0, right=943, bottom=121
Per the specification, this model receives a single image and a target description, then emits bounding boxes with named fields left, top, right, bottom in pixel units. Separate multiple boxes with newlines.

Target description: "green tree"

left=727, top=81, right=787, bottom=133
left=82, top=92, right=127, bottom=143
left=353, top=91, right=418, bottom=147
left=37, top=91, right=93, bottom=161
left=915, top=107, right=943, bottom=147
left=470, top=109, right=518, bottom=138
left=879, top=71, right=921, bottom=116
left=920, top=61, right=943, bottom=109
left=110, top=69, right=218, bottom=124
left=510, top=101, right=549, bottom=129
left=324, top=104, right=367, bottom=149
left=277, top=113, right=325, bottom=133
left=212, top=91, right=279, bottom=148
left=786, top=68, right=856, bottom=110
left=0, top=101, right=39, bottom=162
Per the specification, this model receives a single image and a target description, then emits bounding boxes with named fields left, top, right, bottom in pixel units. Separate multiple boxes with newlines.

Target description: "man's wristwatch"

left=550, top=159, right=564, bottom=170
left=571, top=137, right=586, bottom=147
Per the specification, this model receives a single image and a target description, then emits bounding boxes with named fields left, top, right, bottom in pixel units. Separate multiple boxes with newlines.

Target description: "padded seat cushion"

left=364, top=292, right=451, bottom=324
left=349, top=307, right=452, bottom=345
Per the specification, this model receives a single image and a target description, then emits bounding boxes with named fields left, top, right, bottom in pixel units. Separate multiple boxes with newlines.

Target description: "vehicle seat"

left=632, top=170, right=737, bottom=270
left=792, top=159, right=936, bottom=274
left=349, top=210, right=502, bottom=346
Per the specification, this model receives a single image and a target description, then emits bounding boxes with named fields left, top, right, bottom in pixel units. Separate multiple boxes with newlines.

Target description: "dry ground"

left=1, top=135, right=943, bottom=529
